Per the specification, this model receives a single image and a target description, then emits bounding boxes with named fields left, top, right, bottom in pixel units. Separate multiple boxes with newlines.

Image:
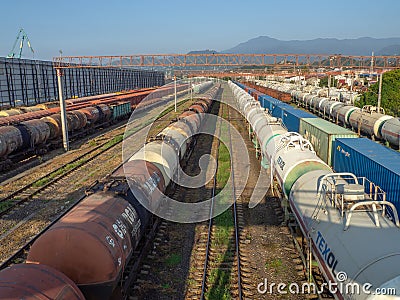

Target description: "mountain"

left=223, top=36, right=400, bottom=55
left=377, top=45, right=400, bottom=55
left=187, top=49, right=219, bottom=54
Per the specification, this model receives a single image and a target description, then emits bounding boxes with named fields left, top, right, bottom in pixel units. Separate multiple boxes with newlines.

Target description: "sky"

left=1, top=0, right=400, bottom=60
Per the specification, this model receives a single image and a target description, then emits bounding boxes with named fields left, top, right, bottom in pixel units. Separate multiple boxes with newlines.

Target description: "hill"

left=187, top=50, right=219, bottom=54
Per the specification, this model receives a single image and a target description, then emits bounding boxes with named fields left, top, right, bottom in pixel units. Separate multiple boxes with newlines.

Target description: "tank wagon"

left=289, top=87, right=399, bottom=148
left=0, top=264, right=85, bottom=300
left=229, top=81, right=400, bottom=300
left=247, top=80, right=399, bottom=148
left=192, top=80, right=213, bottom=94
left=0, top=83, right=220, bottom=300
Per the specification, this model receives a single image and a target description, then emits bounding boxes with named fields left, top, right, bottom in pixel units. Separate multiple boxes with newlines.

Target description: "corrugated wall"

left=0, top=57, right=165, bottom=108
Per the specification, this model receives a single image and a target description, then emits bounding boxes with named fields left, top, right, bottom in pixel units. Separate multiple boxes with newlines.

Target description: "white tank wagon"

left=304, top=94, right=318, bottom=110
left=291, top=171, right=400, bottom=299
left=291, top=90, right=303, bottom=103
left=192, top=81, right=213, bottom=94
left=319, top=100, right=344, bottom=120
left=331, top=102, right=347, bottom=123
left=228, top=80, right=400, bottom=299
left=336, top=105, right=360, bottom=126
left=255, top=82, right=400, bottom=148
left=349, top=106, right=394, bottom=140
left=381, top=118, right=400, bottom=147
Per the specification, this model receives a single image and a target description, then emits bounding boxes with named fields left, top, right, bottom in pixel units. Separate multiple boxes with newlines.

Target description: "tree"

left=355, top=70, right=400, bottom=117
left=319, top=76, right=338, bottom=88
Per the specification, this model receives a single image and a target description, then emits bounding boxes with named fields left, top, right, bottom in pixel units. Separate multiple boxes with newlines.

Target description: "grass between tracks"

left=32, top=133, right=124, bottom=188
left=31, top=159, right=87, bottom=188
left=206, top=105, right=235, bottom=300
left=0, top=201, right=13, bottom=213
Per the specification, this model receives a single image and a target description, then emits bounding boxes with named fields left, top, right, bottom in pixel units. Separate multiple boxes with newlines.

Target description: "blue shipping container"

left=333, top=138, right=400, bottom=217
left=258, top=94, right=275, bottom=110
left=260, top=95, right=283, bottom=113
left=281, top=106, right=317, bottom=132
left=234, top=81, right=245, bottom=89
left=271, top=102, right=293, bottom=120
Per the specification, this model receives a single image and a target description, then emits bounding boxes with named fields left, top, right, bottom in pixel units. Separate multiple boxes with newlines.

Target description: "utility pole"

left=174, top=75, right=177, bottom=112
left=56, top=68, right=69, bottom=151
left=370, top=51, right=374, bottom=75
left=190, top=77, right=193, bottom=100
left=350, top=75, right=354, bottom=104
left=378, top=72, right=383, bottom=111
left=328, top=74, right=331, bottom=98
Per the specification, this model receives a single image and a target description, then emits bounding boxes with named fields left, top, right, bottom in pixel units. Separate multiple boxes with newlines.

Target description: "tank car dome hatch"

left=336, top=183, right=365, bottom=201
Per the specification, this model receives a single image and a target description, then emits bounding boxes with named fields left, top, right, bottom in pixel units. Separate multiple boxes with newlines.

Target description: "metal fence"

left=0, top=57, right=165, bottom=107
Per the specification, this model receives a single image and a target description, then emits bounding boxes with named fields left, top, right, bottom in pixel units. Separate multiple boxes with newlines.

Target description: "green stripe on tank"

left=284, top=161, right=331, bottom=197
left=377, top=121, right=386, bottom=138
left=346, top=107, right=357, bottom=123
left=263, top=133, right=281, bottom=150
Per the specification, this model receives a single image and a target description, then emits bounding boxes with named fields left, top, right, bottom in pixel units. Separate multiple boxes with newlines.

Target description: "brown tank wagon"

left=0, top=263, right=85, bottom=300
left=79, top=106, right=100, bottom=124
left=27, top=192, right=143, bottom=300
left=20, top=119, right=51, bottom=146
left=0, top=126, right=23, bottom=157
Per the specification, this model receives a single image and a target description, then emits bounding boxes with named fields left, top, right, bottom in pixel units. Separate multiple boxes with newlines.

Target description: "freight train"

left=0, top=83, right=196, bottom=171
left=229, top=81, right=400, bottom=300
left=292, top=91, right=399, bottom=147
left=238, top=80, right=400, bottom=227
left=248, top=80, right=400, bottom=148
left=0, top=82, right=220, bottom=300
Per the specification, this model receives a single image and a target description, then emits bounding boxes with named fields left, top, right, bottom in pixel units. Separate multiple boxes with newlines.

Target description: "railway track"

left=129, top=106, right=218, bottom=298
left=129, top=84, right=309, bottom=299
left=185, top=97, right=247, bottom=300
left=0, top=192, right=87, bottom=269
left=0, top=89, right=157, bottom=176
left=0, top=123, right=151, bottom=269
left=0, top=93, right=195, bottom=215
left=0, top=95, right=194, bottom=268
left=199, top=102, right=244, bottom=300
left=0, top=117, right=131, bottom=184
left=0, top=122, right=129, bottom=218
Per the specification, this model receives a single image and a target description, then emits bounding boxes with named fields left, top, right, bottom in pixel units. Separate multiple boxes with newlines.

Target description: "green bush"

left=356, top=70, right=400, bottom=117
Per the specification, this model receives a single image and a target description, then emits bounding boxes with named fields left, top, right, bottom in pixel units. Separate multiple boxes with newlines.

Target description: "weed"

left=32, top=159, right=87, bottom=188
left=265, top=258, right=286, bottom=274
left=162, top=283, right=171, bottom=289
left=101, top=135, right=124, bottom=150
left=206, top=269, right=232, bottom=300
left=0, top=201, right=14, bottom=213
left=165, top=253, right=182, bottom=267
left=205, top=124, right=235, bottom=299
left=88, top=140, right=97, bottom=147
